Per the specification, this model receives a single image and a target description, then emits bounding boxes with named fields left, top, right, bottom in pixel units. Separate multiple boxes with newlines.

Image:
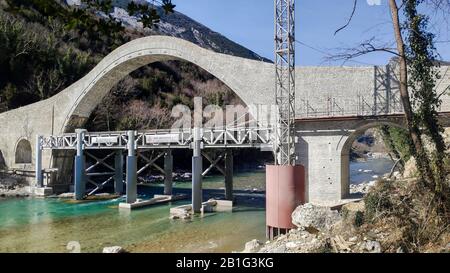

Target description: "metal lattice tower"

left=274, top=0, right=296, bottom=165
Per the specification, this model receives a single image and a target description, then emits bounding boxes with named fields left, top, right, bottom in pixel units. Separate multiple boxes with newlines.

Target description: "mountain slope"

left=69, top=0, right=271, bottom=62
left=0, top=0, right=262, bottom=132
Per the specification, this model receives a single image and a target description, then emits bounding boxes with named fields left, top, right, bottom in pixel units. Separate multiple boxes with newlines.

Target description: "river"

left=0, top=158, right=393, bottom=253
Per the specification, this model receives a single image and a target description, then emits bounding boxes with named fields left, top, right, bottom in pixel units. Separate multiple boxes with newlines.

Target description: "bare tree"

left=331, top=0, right=446, bottom=183
left=388, top=0, right=434, bottom=183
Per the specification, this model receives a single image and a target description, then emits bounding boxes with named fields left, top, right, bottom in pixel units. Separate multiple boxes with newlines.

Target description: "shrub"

left=354, top=211, right=365, bottom=227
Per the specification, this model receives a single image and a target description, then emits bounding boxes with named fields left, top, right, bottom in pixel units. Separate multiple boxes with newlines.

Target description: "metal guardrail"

left=40, top=127, right=275, bottom=151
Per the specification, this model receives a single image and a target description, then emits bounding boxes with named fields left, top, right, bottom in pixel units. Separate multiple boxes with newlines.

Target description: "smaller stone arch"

left=15, top=138, right=32, bottom=164
left=340, top=120, right=406, bottom=199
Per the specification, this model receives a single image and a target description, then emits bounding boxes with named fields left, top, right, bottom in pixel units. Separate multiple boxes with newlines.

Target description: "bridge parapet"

left=296, top=64, right=450, bottom=118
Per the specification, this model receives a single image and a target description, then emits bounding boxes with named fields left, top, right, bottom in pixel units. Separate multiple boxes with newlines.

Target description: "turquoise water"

left=0, top=173, right=266, bottom=253
left=0, top=159, right=393, bottom=253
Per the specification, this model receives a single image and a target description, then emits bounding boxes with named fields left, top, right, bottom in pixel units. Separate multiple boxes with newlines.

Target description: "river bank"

left=0, top=157, right=395, bottom=253
left=242, top=154, right=450, bottom=253
left=0, top=174, right=30, bottom=198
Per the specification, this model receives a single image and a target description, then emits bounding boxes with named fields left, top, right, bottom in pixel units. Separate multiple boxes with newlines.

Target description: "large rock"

left=0, top=177, right=19, bottom=190
left=403, top=157, right=418, bottom=178
left=242, top=239, right=263, bottom=253
left=444, top=128, right=450, bottom=151
left=102, top=246, right=126, bottom=253
left=292, top=203, right=341, bottom=232
left=258, top=230, right=330, bottom=253
left=364, top=241, right=382, bottom=253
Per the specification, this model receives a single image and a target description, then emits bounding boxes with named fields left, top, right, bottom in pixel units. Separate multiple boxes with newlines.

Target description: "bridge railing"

left=40, top=126, right=275, bottom=150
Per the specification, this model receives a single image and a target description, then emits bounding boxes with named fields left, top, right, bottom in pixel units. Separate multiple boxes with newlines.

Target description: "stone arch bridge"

left=0, top=36, right=449, bottom=203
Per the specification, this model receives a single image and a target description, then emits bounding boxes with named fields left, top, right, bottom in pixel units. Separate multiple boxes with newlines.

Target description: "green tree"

left=404, top=0, right=447, bottom=190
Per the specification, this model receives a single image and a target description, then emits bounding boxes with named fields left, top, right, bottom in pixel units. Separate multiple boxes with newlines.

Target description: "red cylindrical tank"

left=266, top=165, right=305, bottom=239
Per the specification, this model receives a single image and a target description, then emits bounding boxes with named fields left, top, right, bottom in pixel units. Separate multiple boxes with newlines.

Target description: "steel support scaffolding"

left=114, top=150, right=124, bottom=195
left=74, top=129, right=86, bottom=200
left=275, top=0, right=296, bottom=166
left=164, top=150, right=173, bottom=195
left=126, top=130, right=137, bottom=204
left=192, top=127, right=203, bottom=213
left=35, top=135, right=43, bottom=188
left=224, top=150, right=233, bottom=201
left=202, top=150, right=234, bottom=200
left=38, top=126, right=272, bottom=203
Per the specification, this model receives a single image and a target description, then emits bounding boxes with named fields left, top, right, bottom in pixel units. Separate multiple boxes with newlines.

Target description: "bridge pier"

left=114, top=150, right=124, bottom=195
left=224, top=149, right=233, bottom=201
left=192, top=127, right=203, bottom=213
left=74, top=129, right=87, bottom=200
left=126, top=131, right=137, bottom=204
left=164, top=149, right=173, bottom=196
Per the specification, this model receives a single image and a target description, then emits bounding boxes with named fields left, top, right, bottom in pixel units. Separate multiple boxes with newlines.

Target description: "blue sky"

left=172, top=0, right=450, bottom=66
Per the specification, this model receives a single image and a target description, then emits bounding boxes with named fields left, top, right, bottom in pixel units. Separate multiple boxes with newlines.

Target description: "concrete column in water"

left=164, top=149, right=173, bottom=196
left=192, top=127, right=203, bottom=213
left=126, top=130, right=137, bottom=204
left=224, top=149, right=233, bottom=201
left=74, top=129, right=87, bottom=200
left=35, top=135, right=43, bottom=188
left=114, top=150, right=124, bottom=195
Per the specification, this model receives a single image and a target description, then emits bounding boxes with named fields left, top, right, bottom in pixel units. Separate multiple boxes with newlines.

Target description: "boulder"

left=285, top=242, right=299, bottom=249
left=242, top=239, right=263, bottom=253
left=292, top=203, right=341, bottom=232
left=444, top=128, right=450, bottom=152
left=102, top=246, right=126, bottom=253
left=364, top=241, right=382, bottom=253
left=403, top=157, right=418, bottom=178
left=0, top=177, right=19, bottom=190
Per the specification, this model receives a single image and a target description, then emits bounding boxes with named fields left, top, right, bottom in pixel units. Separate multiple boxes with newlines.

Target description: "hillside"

left=109, top=0, right=270, bottom=62
left=0, top=0, right=268, bottom=131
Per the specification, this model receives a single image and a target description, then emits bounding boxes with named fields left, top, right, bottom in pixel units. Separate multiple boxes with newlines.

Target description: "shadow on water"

left=138, top=184, right=266, bottom=209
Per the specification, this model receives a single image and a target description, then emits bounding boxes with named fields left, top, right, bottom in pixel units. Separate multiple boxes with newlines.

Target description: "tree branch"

left=326, top=37, right=401, bottom=63
left=335, top=0, right=358, bottom=35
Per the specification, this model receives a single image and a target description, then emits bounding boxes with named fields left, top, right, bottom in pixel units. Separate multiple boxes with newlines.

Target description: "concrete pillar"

left=114, top=150, right=124, bottom=195
left=74, top=129, right=86, bottom=200
left=192, top=127, right=203, bottom=213
left=224, top=149, right=233, bottom=200
left=164, top=149, right=173, bottom=196
left=35, top=135, right=43, bottom=188
left=126, top=131, right=137, bottom=204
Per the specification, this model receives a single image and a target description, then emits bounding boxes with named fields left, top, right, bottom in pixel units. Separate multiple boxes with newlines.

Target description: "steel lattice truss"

left=39, top=127, right=275, bottom=150
left=275, top=0, right=296, bottom=165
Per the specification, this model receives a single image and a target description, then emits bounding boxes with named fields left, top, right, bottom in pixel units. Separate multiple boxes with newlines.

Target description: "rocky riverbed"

left=242, top=202, right=386, bottom=253
left=240, top=155, right=435, bottom=254
left=241, top=161, right=406, bottom=254
left=0, top=174, right=30, bottom=197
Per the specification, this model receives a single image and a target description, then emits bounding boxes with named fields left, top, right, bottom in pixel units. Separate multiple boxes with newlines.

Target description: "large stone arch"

left=57, top=36, right=274, bottom=133
left=40, top=36, right=274, bottom=188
